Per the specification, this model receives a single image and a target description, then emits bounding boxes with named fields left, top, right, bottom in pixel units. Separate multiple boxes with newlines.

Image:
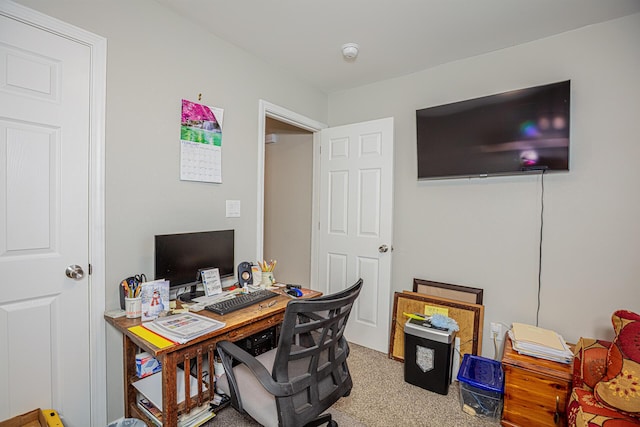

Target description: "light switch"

left=226, top=200, right=241, bottom=218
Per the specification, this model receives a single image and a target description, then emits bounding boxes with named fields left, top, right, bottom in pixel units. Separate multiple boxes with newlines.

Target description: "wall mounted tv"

left=154, top=229, right=234, bottom=300
left=416, top=80, right=570, bottom=180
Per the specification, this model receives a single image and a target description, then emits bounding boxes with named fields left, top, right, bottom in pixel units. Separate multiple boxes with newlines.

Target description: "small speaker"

left=237, top=261, right=253, bottom=287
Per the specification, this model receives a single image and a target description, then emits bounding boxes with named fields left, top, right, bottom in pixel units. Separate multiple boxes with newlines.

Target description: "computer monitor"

left=154, top=229, right=234, bottom=301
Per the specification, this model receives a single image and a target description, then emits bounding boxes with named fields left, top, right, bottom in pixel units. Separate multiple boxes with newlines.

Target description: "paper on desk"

left=133, top=368, right=206, bottom=411
left=193, top=291, right=234, bottom=304
left=128, top=325, right=175, bottom=349
left=142, top=312, right=225, bottom=344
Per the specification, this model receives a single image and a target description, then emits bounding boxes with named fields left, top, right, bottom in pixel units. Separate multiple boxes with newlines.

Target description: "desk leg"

left=162, top=352, right=179, bottom=427
left=122, top=335, right=137, bottom=417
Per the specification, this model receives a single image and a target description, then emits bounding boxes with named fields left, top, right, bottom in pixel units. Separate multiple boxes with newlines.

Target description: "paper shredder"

left=404, top=318, right=456, bottom=395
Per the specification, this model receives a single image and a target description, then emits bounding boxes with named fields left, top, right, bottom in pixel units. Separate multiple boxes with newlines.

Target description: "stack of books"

left=137, top=394, right=215, bottom=427
left=134, top=368, right=215, bottom=427
left=508, top=322, right=573, bottom=364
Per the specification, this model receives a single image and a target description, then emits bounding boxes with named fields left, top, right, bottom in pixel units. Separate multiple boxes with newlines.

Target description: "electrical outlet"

left=490, top=322, right=503, bottom=340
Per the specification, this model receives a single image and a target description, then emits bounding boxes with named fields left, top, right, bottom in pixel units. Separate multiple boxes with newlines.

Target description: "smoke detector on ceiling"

left=341, top=43, right=359, bottom=60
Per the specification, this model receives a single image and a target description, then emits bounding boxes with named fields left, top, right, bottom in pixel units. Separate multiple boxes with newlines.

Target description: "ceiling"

left=153, top=0, right=640, bottom=93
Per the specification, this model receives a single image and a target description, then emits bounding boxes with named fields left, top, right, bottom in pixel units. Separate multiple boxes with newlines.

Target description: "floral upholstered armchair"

left=567, top=310, right=640, bottom=426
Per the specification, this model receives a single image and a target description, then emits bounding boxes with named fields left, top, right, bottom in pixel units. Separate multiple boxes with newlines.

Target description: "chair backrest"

left=272, top=279, right=362, bottom=426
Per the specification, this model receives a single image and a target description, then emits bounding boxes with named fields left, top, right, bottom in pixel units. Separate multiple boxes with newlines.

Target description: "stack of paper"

left=509, top=323, right=573, bottom=364
left=142, top=312, right=225, bottom=344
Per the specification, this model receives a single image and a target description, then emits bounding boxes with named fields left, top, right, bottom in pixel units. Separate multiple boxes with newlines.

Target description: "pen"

left=260, top=299, right=278, bottom=310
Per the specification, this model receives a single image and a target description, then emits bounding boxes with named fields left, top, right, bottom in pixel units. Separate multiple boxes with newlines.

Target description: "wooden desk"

left=501, top=335, right=573, bottom=427
left=105, top=288, right=321, bottom=427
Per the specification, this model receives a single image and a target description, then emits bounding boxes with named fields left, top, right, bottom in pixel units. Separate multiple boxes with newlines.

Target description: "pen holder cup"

left=260, top=272, right=274, bottom=288
left=125, top=297, right=142, bottom=318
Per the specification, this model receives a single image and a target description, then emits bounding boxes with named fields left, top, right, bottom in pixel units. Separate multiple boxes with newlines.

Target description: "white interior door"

left=317, top=117, right=394, bottom=353
left=0, top=12, right=93, bottom=426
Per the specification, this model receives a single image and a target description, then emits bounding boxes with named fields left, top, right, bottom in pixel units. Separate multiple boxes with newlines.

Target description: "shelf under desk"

left=105, top=288, right=322, bottom=427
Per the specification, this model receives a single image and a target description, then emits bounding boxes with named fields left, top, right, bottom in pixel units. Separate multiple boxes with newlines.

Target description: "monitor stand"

left=178, top=284, right=205, bottom=303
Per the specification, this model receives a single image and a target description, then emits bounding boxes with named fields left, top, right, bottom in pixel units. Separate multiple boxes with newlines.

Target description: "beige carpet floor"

left=207, top=343, right=501, bottom=426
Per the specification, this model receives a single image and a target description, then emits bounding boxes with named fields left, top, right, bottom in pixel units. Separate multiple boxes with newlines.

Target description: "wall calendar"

left=179, top=99, right=224, bottom=183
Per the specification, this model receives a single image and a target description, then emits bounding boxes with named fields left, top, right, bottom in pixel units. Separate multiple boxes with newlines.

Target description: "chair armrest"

left=572, top=337, right=612, bottom=390
left=216, top=340, right=294, bottom=397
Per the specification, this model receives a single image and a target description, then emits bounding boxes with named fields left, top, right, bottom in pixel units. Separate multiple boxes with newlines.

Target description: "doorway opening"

left=263, top=118, right=313, bottom=285
left=256, top=100, right=326, bottom=288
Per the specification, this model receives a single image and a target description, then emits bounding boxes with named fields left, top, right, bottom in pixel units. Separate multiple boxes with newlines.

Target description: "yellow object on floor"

left=42, top=410, right=62, bottom=427
left=0, top=408, right=59, bottom=427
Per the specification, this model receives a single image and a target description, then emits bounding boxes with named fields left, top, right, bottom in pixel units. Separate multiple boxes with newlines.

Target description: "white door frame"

left=0, top=2, right=107, bottom=425
left=256, top=100, right=326, bottom=288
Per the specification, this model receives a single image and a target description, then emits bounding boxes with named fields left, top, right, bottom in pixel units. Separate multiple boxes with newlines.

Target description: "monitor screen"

left=154, top=230, right=234, bottom=289
left=416, top=80, right=570, bottom=180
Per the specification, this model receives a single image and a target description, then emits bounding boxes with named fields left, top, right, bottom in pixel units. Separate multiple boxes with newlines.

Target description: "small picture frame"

left=201, top=268, right=222, bottom=296
left=140, top=279, right=170, bottom=321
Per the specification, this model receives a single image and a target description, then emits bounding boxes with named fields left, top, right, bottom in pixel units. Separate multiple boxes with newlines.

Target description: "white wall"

left=15, top=0, right=327, bottom=421
left=328, top=14, right=640, bottom=357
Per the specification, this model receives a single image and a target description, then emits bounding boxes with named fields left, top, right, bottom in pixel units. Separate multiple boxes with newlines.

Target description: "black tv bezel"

left=154, top=229, right=235, bottom=292
left=416, top=80, right=571, bottom=181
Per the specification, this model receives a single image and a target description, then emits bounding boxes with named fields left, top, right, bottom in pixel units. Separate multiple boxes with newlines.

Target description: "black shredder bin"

left=404, top=318, right=456, bottom=395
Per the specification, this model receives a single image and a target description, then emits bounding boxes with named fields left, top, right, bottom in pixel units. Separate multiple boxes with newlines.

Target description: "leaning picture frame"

left=389, top=291, right=484, bottom=362
left=412, top=278, right=483, bottom=305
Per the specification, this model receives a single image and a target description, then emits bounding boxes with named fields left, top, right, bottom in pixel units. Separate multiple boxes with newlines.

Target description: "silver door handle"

left=65, top=264, right=84, bottom=280
left=378, top=244, right=389, bottom=253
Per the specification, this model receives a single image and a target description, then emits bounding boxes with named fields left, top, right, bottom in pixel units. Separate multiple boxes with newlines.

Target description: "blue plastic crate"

left=456, top=354, right=504, bottom=419
left=457, top=354, right=504, bottom=393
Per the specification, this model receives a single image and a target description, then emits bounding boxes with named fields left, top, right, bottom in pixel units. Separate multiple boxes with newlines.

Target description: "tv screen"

left=416, top=80, right=570, bottom=180
left=154, top=230, right=234, bottom=290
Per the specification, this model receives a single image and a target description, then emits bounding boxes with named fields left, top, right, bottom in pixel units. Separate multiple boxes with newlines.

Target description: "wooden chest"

left=501, top=336, right=573, bottom=427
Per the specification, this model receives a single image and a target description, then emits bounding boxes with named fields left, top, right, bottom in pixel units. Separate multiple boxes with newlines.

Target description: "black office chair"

left=215, top=279, right=363, bottom=427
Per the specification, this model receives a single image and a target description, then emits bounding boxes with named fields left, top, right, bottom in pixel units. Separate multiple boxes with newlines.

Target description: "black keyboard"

left=205, top=289, right=279, bottom=315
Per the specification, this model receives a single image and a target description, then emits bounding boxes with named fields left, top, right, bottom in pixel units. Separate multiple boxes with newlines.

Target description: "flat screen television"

left=416, top=80, right=570, bottom=180
left=154, top=229, right=234, bottom=300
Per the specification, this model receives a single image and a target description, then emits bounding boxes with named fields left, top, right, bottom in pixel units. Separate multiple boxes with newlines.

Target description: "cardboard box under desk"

left=0, top=409, right=47, bottom=427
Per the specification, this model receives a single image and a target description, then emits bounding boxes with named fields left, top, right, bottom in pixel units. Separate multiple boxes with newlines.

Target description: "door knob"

left=65, top=264, right=84, bottom=280
left=378, top=244, right=389, bottom=253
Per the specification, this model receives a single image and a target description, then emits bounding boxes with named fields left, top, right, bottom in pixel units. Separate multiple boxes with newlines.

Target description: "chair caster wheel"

left=327, top=421, right=338, bottom=427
